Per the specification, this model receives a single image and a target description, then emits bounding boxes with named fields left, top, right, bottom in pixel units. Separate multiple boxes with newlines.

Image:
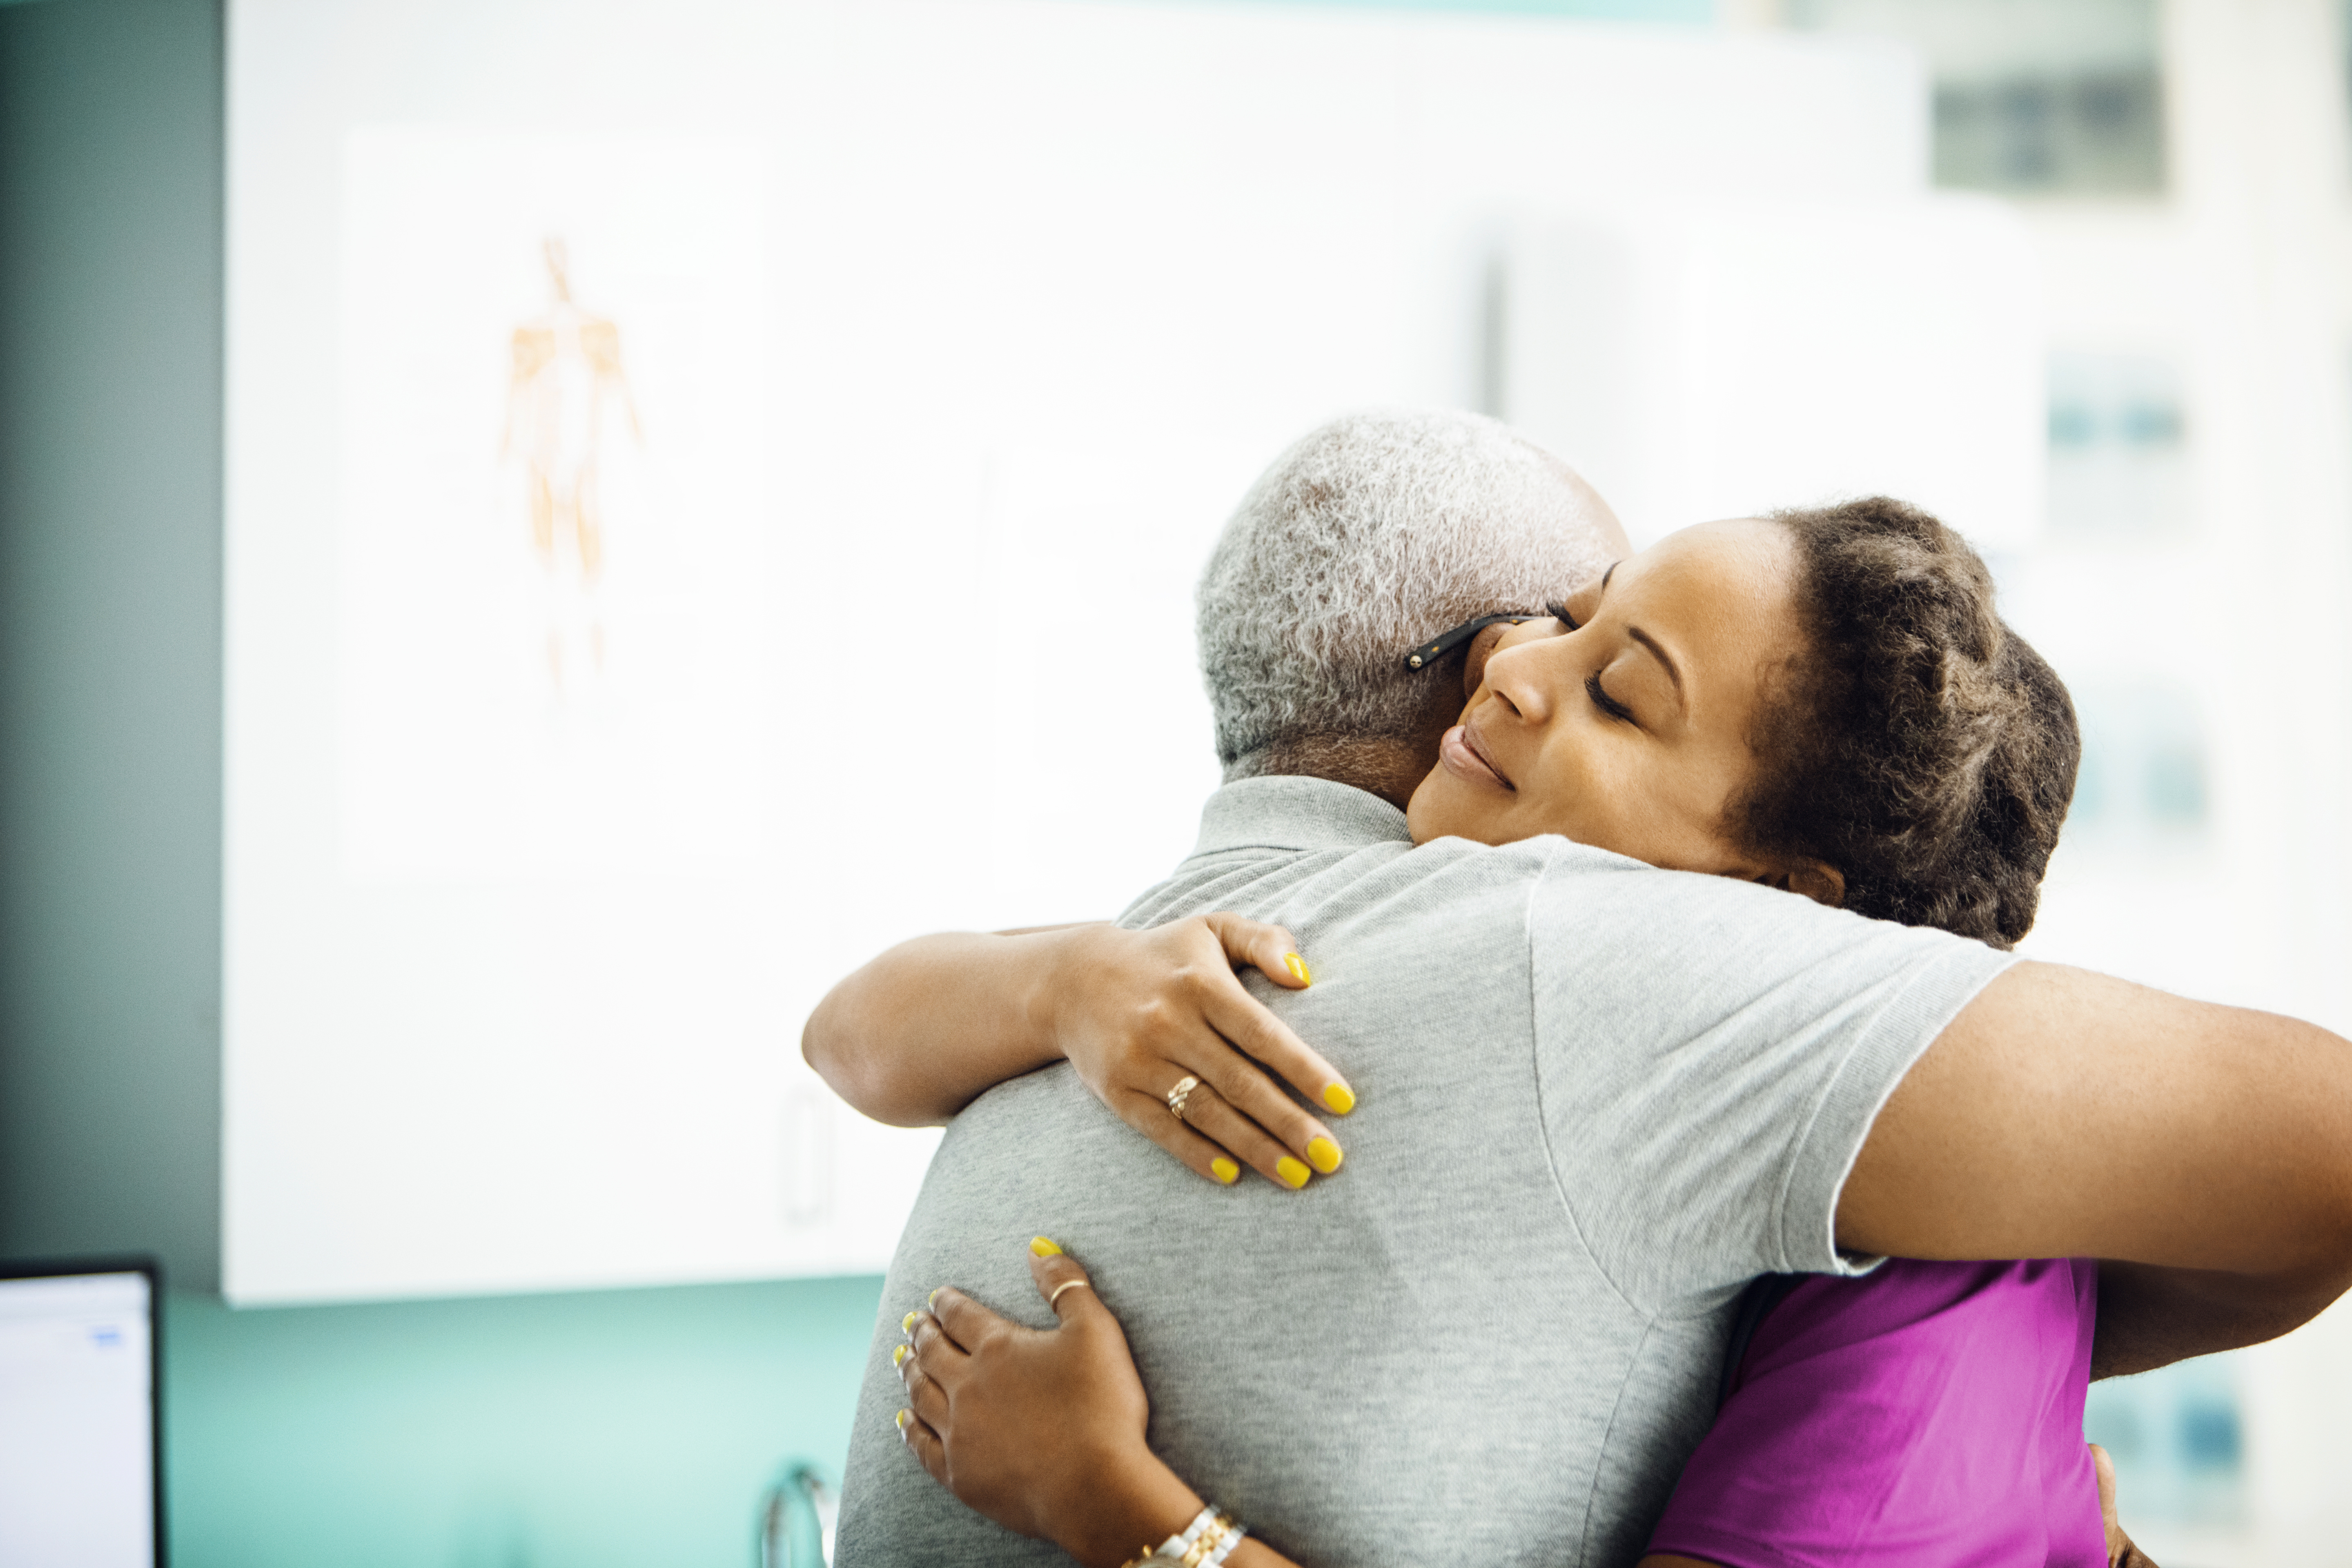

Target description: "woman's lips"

left=1439, top=723, right=1512, bottom=791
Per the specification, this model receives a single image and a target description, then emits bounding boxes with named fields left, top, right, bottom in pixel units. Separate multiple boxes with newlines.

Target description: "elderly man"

left=819, top=410, right=2352, bottom=1566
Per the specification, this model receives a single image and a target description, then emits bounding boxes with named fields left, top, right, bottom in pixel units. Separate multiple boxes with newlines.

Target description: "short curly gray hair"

left=1198, top=409, right=1623, bottom=777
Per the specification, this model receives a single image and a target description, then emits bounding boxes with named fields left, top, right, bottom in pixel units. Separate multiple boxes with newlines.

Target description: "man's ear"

left=1462, top=623, right=1511, bottom=699
left=1777, top=860, right=1845, bottom=909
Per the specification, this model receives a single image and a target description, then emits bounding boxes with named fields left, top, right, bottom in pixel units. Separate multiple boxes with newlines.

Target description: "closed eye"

left=1546, top=599, right=1581, bottom=632
left=1586, top=673, right=1635, bottom=724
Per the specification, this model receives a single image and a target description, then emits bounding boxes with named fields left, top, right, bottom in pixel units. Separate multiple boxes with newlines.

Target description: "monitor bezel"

left=0, top=1253, right=167, bottom=1568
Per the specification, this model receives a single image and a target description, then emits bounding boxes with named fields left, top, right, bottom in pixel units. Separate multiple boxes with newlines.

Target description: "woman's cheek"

left=1527, top=754, right=1599, bottom=845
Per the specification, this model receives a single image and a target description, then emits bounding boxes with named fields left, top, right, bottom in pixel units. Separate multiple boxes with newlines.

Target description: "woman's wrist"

left=1031, top=922, right=1116, bottom=1065
left=1052, top=1444, right=1204, bottom=1568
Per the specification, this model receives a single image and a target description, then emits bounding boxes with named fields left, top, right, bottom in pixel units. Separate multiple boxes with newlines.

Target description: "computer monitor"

left=0, top=1256, right=165, bottom=1567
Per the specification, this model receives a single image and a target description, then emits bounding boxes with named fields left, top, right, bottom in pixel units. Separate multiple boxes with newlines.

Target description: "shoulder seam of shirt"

left=1189, top=840, right=1312, bottom=858
left=1523, top=837, right=1646, bottom=1320
left=1765, top=940, right=2020, bottom=1283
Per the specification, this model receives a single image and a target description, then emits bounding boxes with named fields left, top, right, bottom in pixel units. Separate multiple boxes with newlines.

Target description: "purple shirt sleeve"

left=1647, top=1258, right=2108, bottom=1568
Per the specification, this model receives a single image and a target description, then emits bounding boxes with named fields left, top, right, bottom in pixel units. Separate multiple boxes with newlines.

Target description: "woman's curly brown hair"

left=1733, top=497, right=2080, bottom=949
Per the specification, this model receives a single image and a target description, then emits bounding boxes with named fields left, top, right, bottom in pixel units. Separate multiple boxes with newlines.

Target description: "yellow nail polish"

left=895, top=1408, right=911, bottom=1432
left=1307, top=1136, right=1343, bottom=1175
left=893, top=1343, right=911, bottom=1367
left=902, top=1310, right=918, bottom=1333
left=1284, top=953, right=1312, bottom=986
left=1322, top=1082, right=1355, bottom=1115
left=1276, top=1155, right=1311, bottom=1189
left=928, top=1288, right=941, bottom=1309
left=1030, top=1235, right=1061, bottom=1257
left=1210, top=1156, right=1240, bottom=1185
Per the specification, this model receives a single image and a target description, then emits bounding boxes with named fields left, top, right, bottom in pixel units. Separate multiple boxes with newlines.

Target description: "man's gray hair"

left=1198, top=409, right=1622, bottom=777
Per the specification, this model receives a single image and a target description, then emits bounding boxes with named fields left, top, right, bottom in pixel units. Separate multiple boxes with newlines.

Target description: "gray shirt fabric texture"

left=834, top=777, right=2015, bottom=1568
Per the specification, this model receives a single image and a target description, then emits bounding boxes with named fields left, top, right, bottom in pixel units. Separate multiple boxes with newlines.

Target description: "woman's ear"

left=1729, top=856, right=1844, bottom=909
left=1778, top=860, right=1845, bottom=909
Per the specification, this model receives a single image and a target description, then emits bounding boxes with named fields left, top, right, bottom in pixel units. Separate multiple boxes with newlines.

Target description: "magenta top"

left=1647, top=1258, right=2107, bottom=1568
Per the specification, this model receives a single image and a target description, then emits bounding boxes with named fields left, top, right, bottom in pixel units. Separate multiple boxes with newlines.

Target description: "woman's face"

left=1405, top=517, right=1809, bottom=879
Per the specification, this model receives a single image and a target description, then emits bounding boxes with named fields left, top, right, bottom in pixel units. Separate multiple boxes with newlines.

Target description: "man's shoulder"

left=1526, top=856, right=1980, bottom=974
left=1123, top=824, right=1977, bottom=980
left=1120, top=831, right=1602, bottom=932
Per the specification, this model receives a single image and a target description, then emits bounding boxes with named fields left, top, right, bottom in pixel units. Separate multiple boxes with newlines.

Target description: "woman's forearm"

left=802, top=925, right=1100, bottom=1126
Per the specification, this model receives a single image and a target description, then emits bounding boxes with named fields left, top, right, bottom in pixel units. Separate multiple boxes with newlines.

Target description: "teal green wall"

left=164, top=1277, right=885, bottom=1568
left=0, top=0, right=1705, bottom=1564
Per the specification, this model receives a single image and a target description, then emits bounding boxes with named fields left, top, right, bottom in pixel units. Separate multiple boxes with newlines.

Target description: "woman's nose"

left=1483, top=638, right=1554, bottom=725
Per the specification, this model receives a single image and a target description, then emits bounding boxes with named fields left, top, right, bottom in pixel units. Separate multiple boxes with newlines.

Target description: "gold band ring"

left=1166, top=1075, right=1201, bottom=1122
left=1048, top=1279, right=1091, bottom=1308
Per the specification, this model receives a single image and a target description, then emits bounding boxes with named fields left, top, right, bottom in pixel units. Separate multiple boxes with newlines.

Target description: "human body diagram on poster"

left=502, top=236, right=642, bottom=690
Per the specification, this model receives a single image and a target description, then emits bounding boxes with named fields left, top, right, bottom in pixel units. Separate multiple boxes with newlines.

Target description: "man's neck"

left=1237, top=734, right=1434, bottom=811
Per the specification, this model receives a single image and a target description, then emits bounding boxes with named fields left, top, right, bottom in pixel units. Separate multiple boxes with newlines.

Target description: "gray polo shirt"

left=834, top=777, right=2013, bottom=1568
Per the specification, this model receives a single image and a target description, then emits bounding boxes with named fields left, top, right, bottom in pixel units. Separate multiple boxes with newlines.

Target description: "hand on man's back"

left=1047, top=914, right=1353, bottom=1190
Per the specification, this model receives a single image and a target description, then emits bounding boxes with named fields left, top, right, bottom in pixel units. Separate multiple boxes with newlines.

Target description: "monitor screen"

left=0, top=1263, right=160, bottom=1568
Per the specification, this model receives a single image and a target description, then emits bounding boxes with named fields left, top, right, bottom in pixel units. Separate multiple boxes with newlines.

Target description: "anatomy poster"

left=337, top=132, right=772, bottom=879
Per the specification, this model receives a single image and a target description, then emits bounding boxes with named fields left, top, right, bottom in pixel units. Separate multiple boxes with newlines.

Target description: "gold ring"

left=1048, top=1279, right=1091, bottom=1308
left=1166, top=1075, right=1200, bottom=1121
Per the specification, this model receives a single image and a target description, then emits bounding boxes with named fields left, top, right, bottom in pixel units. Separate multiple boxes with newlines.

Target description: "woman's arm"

left=801, top=925, right=1105, bottom=1127
left=1841, top=962, right=2352, bottom=1360
left=803, top=915, right=1359, bottom=1189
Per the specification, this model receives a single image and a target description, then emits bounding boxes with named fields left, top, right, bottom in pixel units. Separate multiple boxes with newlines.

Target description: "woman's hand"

left=897, top=1244, right=1303, bottom=1568
left=804, top=913, right=1350, bottom=1188
left=895, top=1243, right=1203, bottom=1566
left=1043, top=915, right=1352, bottom=1191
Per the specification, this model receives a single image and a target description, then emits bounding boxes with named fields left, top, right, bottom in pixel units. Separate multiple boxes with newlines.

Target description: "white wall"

left=1504, top=194, right=2046, bottom=548
left=226, top=0, right=1940, bottom=1302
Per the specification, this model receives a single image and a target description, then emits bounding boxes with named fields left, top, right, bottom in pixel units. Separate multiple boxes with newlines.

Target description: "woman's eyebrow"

left=1627, top=627, right=1684, bottom=698
left=1601, top=562, right=1618, bottom=591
